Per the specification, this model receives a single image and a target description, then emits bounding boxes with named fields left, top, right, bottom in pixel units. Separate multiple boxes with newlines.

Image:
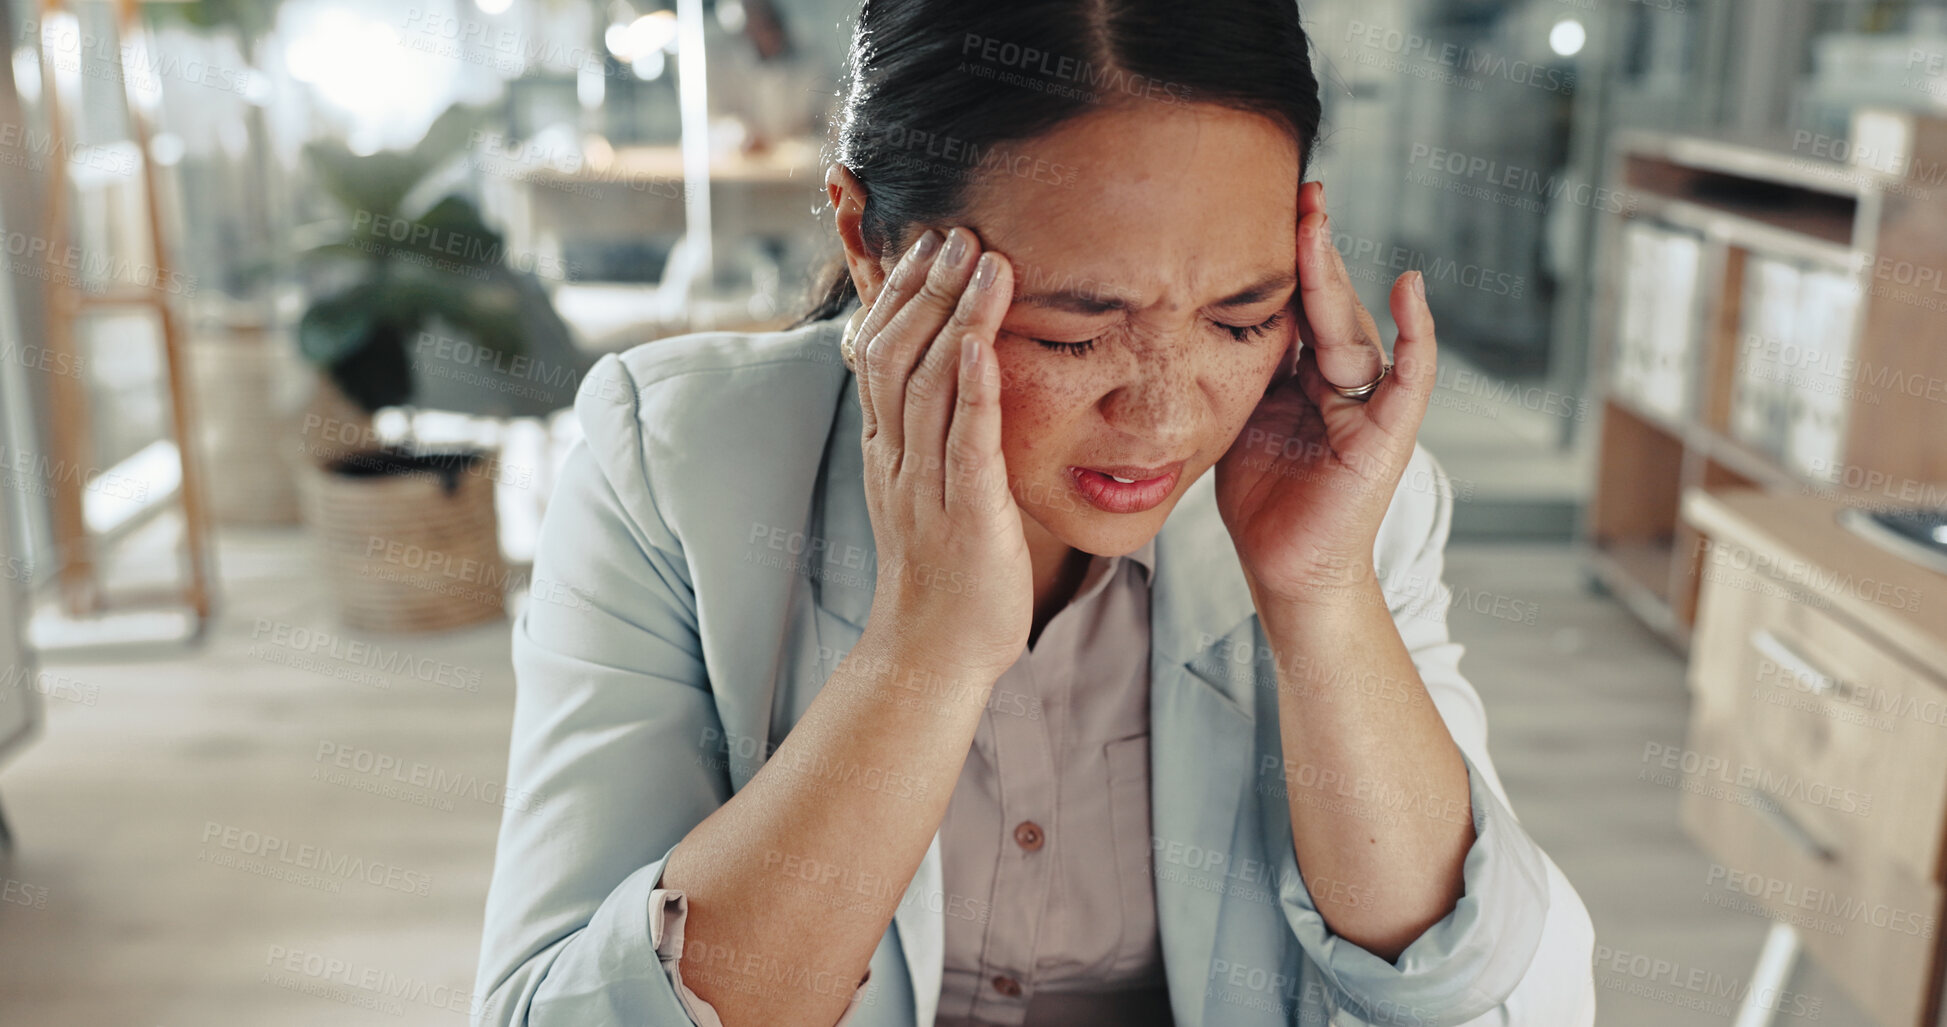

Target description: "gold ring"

left=839, top=306, right=868, bottom=373
left=1329, top=361, right=1391, bottom=401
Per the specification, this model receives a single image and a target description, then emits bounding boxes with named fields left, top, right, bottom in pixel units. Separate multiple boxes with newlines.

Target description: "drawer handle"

left=1750, top=629, right=1857, bottom=704
left=1751, top=795, right=1836, bottom=863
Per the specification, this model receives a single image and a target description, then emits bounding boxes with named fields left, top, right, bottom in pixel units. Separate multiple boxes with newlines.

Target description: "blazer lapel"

left=808, top=360, right=877, bottom=632
left=1148, top=472, right=1263, bottom=1027
left=809, top=355, right=1266, bottom=1027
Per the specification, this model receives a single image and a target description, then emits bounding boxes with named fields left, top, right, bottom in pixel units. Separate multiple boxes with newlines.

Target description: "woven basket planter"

left=297, top=448, right=507, bottom=633
left=189, top=323, right=306, bottom=526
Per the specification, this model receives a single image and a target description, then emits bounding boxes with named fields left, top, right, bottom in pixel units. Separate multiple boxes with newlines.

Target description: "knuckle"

left=885, top=259, right=922, bottom=295
left=906, top=362, right=947, bottom=401
left=914, top=274, right=960, bottom=312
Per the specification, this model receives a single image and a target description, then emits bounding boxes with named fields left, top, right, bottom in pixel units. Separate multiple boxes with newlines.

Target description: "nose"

left=1097, top=339, right=1202, bottom=454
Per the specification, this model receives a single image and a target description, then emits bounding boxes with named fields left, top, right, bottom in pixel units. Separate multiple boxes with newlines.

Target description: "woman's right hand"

left=854, top=226, right=1033, bottom=686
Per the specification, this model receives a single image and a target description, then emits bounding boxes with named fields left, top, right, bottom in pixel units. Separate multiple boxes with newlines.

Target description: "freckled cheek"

left=996, top=358, right=1098, bottom=463
left=1207, top=349, right=1285, bottom=432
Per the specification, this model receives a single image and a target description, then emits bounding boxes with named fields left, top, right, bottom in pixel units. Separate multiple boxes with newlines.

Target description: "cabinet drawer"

left=1682, top=717, right=1943, bottom=1027
left=1697, top=560, right=1947, bottom=882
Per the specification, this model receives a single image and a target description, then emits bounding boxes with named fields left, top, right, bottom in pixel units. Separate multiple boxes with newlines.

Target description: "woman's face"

left=858, top=102, right=1301, bottom=559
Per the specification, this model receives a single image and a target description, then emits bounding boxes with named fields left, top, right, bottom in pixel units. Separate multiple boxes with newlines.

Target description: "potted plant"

left=292, top=104, right=582, bottom=633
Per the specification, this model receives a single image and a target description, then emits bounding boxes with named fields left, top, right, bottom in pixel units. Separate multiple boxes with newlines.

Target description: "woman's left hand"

left=1214, top=181, right=1439, bottom=607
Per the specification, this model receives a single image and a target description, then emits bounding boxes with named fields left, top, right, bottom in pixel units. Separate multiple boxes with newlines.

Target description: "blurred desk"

left=1680, top=486, right=1947, bottom=1027
left=509, top=137, right=825, bottom=247
left=484, top=137, right=826, bottom=351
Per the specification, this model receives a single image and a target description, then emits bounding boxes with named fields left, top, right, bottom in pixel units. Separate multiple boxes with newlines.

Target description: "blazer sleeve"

left=646, top=888, right=875, bottom=1026
left=1267, top=445, right=1598, bottom=1027
left=471, top=354, right=735, bottom=1026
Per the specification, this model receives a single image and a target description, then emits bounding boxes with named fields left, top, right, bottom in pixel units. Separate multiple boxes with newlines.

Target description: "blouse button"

left=992, top=974, right=1023, bottom=998
left=1013, top=821, right=1045, bottom=852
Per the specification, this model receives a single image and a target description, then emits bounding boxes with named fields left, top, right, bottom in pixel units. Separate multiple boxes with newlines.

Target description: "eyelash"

left=1032, top=311, right=1287, bottom=357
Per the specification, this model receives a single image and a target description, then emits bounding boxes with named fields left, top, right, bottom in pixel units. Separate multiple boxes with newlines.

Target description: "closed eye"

left=1032, top=310, right=1287, bottom=356
left=1220, top=310, right=1287, bottom=342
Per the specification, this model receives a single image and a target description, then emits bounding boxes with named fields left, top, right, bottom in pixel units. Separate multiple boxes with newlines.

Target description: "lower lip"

left=1068, top=465, right=1180, bottom=514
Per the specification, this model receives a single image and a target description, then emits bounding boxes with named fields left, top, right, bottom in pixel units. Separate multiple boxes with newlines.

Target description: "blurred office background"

left=0, top=0, right=1944, bottom=1023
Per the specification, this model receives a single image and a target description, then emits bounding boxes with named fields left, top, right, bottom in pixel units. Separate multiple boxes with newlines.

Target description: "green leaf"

left=303, top=140, right=424, bottom=221
left=326, top=324, right=415, bottom=413
left=398, top=194, right=506, bottom=270
left=296, top=281, right=382, bottom=368
left=411, top=104, right=491, bottom=173
left=296, top=101, right=584, bottom=415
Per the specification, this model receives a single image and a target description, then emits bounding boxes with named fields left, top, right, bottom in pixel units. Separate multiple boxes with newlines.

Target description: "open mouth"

left=1067, top=460, right=1186, bottom=514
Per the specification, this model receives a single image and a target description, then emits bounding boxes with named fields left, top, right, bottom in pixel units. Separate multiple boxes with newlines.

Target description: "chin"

left=1044, top=490, right=1187, bottom=557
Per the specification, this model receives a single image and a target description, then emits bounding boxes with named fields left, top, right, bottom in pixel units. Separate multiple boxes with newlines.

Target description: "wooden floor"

left=0, top=529, right=1871, bottom=1025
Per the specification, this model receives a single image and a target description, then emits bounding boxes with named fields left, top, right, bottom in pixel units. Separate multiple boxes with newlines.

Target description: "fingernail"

left=1412, top=270, right=1426, bottom=299
left=974, top=252, right=999, bottom=290
left=1318, top=181, right=1327, bottom=208
left=1317, top=214, right=1331, bottom=248
left=942, top=230, right=970, bottom=268
left=913, top=230, right=942, bottom=261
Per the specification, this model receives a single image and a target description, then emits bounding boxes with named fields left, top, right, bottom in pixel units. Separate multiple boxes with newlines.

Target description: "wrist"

left=849, top=622, right=1003, bottom=708
left=1255, top=571, right=1384, bottom=634
left=1244, top=550, right=1384, bottom=613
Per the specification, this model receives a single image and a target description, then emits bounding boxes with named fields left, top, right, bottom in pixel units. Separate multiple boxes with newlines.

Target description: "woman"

left=473, top=1, right=1596, bottom=1025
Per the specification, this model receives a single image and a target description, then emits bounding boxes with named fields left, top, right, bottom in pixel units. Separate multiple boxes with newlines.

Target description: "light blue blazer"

left=472, top=316, right=1598, bottom=1027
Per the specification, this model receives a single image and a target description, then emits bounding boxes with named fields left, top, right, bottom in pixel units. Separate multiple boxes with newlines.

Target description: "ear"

left=826, top=163, right=894, bottom=309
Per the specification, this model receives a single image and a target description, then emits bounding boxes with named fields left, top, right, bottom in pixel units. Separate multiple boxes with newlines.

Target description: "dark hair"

left=790, top=0, right=1326, bottom=328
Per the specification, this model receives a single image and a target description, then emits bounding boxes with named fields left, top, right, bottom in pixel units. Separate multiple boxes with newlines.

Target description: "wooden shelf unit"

left=1582, top=114, right=1947, bottom=653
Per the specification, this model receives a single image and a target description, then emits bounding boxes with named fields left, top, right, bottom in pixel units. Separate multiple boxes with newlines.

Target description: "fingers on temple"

left=1366, top=271, right=1437, bottom=439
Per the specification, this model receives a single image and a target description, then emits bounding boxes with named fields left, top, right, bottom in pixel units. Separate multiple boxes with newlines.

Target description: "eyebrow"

left=1012, top=270, right=1297, bottom=315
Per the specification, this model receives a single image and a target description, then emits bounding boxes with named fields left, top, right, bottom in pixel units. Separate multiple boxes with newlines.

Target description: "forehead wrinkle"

left=955, top=114, right=1296, bottom=317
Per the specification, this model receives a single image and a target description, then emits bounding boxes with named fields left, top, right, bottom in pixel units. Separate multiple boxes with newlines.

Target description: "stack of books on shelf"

left=1728, top=257, right=1862, bottom=484
left=1611, top=220, right=1705, bottom=423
